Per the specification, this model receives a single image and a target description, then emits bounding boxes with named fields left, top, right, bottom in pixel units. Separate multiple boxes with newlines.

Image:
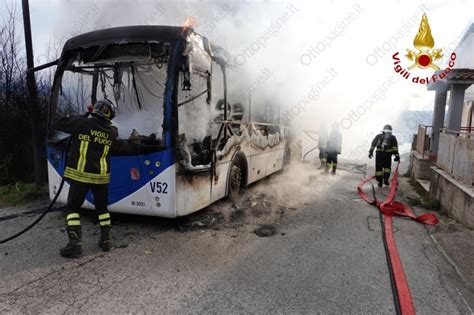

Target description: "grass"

left=407, top=196, right=440, bottom=211
left=422, top=197, right=441, bottom=211
left=0, top=182, right=48, bottom=207
left=407, top=196, right=422, bottom=207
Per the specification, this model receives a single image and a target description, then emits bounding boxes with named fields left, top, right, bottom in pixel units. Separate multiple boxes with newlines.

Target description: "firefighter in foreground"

left=323, top=122, right=342, bottom=175
left=53, top=99, right=118, bottom=258
left=368, top=124, right=400, bottom=187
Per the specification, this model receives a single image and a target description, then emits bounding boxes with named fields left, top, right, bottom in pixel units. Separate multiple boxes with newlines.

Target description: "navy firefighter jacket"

left=370, top=133, right=399, bottom=155
left=53, top=115, right=118, bottom=184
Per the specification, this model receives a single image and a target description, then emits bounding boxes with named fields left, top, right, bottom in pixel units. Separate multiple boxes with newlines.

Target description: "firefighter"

left=323, top=122, right=342, bottom=175
left=368, top=124, right=400, bottom=187
left=53, top=99, right=118, bottom=258
left=318, top=123, right=328, bottom=169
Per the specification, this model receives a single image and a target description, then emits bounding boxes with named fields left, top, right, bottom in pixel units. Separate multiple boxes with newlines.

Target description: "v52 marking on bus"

left=150, top=181, right=168, bottom=194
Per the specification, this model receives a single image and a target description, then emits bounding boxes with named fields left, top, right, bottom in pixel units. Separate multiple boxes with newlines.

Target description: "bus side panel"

left=48, top=161, right=68, bottom=204
left=48, top=157, right=178, bottom=218
left=266, top=148, right=285, bottom=175
left=211, top=160, right=231, bottom=203
left=109, top=164, right=177, bottom=218
left=176, top=172, right=212, bottom=216
left=248, top=152, right=269, bottom=184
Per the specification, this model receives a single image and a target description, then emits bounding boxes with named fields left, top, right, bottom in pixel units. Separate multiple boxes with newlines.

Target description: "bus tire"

left=229, top=164, right=242, bottom=203
left=228, top=153, right=247, bottom=203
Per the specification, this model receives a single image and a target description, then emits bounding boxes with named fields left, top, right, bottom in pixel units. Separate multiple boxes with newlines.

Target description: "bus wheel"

left=229, top=164, right=242, bottom=202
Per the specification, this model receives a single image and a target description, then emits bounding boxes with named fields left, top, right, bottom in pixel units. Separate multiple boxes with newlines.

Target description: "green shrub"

left=0, top=182, right=47, bottom=207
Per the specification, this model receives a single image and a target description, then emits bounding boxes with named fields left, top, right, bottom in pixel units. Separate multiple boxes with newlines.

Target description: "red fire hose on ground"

left=357, top=162, right=438, bottom=315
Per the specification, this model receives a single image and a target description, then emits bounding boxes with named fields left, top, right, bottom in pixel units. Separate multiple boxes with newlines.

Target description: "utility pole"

left=22, top=0, right=44, bottom=184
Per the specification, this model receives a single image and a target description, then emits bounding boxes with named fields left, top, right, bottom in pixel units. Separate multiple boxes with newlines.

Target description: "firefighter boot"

left=317, top=160, right=326, bottom=169
left=60, top=227, right=83, bottom=258
left=98, top=225, right=112, bottom=252
left=321, top=163, right=330, bottom=175
left=331, top=165, right=337, bottom=175
left=384, top=170, right=391, bottom=186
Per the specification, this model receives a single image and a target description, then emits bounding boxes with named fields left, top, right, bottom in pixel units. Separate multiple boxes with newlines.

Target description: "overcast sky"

left=1, top=0, right=473, bottom=156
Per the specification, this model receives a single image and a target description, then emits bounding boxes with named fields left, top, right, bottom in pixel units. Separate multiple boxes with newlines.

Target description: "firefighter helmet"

left=383, top=124, right=393, bottom=133
left=93, top=99, right=116, bottom=120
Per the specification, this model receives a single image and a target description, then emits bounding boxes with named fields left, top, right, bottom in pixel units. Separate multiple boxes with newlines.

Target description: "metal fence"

left=437, top=130, right=474, bottom=187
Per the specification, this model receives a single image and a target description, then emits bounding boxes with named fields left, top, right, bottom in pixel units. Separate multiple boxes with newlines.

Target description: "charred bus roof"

left=63, top=25, right=187, bottom=52
left=59, top=26, right=193, bottom=64
left=60, top=25, right=230, bottom=66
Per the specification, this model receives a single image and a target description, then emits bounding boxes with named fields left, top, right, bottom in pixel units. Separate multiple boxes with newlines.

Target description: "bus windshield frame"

left=48, top=40, right=178, bottom=156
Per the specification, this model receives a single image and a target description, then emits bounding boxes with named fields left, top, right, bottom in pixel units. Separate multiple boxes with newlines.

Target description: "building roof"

left=428, top=68, right=474, bottom=90
left=448, top=68, right=474, bottom=80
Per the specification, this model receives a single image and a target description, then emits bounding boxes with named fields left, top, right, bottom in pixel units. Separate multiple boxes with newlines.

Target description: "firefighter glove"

left=368, top=152, right=373, bottom=159
left=394, top=155, right=400, bottom=162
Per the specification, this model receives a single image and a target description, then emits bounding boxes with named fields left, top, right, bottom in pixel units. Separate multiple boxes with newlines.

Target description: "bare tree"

left=0, top=4, right=49, bottom=184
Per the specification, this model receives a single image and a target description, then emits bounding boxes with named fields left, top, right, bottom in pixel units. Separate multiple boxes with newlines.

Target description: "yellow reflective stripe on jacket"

left=77, top=140, right=89, bottom=172
left=65, top=167, right=110, bottom=180
left=100, top=145, right=110, bottom=175
left=64, top=167, right=110, bottom=184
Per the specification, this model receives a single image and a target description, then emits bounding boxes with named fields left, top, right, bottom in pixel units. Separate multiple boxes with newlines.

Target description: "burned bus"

left=46, top=26, right=288, bottom=217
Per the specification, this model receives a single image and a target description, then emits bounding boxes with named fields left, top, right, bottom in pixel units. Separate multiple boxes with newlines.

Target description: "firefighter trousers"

left=65, top=181, right=111, bottom=228
left=326, top=151, right=338, bottom=169
left=319, top=148, right=327, bottom=162
left=375, top=151, right=392, bottom=183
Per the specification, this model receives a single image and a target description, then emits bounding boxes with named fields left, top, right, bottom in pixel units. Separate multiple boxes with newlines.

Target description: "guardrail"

left=437, top=129, right=474, bottom=187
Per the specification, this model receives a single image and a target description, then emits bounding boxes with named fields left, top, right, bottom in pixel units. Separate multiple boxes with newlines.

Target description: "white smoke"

left=44, top=0, right=474, bottom=160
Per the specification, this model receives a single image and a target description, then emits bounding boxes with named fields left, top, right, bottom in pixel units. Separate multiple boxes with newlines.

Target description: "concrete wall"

left=410, top=151, right=434, bottom=181
left=430, top=167, right=474, bottom=229
left=437, top=133, right=474, bottom=186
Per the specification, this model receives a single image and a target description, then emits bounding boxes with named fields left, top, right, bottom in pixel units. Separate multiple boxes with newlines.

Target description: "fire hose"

left=0, top=139, right=70, bottom=244
left=357, top=162, right=438, bottom=315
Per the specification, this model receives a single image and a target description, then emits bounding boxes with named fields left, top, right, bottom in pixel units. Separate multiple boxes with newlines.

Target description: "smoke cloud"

left=33, top=0, right=473, bottom=160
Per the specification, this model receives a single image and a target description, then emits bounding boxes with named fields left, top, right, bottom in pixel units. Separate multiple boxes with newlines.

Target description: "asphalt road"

left=0, top=162, right=473, bottom=314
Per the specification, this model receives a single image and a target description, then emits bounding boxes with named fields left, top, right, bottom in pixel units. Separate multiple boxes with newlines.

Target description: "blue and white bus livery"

left=47, top=25, right=288, bottom=218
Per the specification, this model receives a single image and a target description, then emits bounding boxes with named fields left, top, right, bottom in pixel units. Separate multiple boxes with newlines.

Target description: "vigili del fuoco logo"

left=392, top=13, right=456, bottom=84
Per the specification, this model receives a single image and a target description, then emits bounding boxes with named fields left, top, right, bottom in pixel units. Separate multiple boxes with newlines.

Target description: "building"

left=411, top=23, right=474, bottom=228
